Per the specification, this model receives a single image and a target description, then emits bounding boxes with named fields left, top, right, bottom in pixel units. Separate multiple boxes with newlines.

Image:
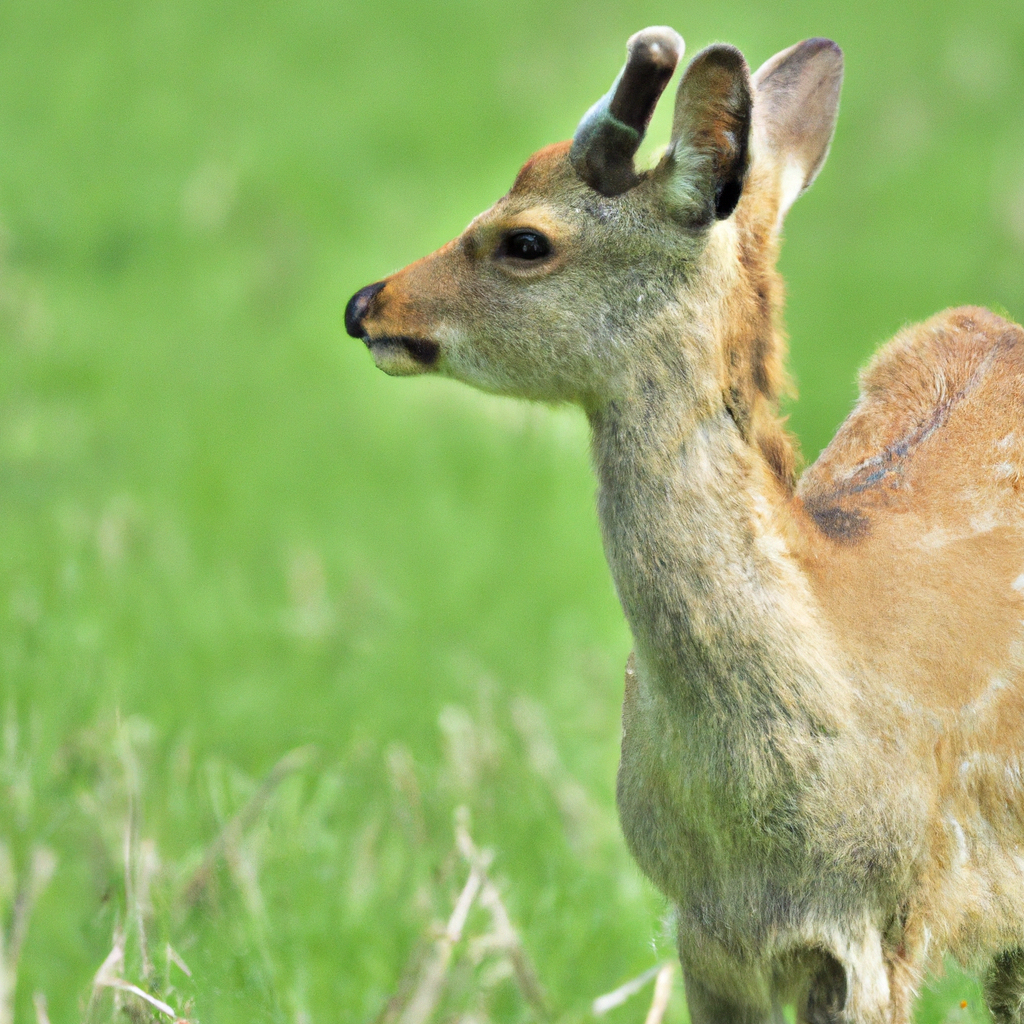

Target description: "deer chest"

left=614, top=653, right=898, bottom=959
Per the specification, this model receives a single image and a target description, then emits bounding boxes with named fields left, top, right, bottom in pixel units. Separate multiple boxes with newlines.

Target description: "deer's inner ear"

left=664, top=44, right=752, bottom=225
left=751, top=38, right=843, bottom=225
left=715, top=176, right=744, bottom=220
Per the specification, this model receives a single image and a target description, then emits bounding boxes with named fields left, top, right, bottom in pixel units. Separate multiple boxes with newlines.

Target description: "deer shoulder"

left=796, top=306, right=1024, bottom=719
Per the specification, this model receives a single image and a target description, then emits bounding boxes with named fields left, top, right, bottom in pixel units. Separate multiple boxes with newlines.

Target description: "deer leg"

left=986, top=949, right=1024, bottom=1024
left=797, top=952, right=848, bottom=1024
left=794, top=948, right=904, bottom=1024
left=683, top=972, right=786, bottom=1024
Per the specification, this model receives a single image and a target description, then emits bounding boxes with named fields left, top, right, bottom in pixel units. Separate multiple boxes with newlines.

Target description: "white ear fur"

left=752, top=38, right=843, bottom=226
left=777, top=158, right=809, bottom=219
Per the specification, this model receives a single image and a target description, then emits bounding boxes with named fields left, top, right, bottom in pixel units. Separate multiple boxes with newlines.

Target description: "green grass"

left=0, top=0, right=1021, bottom=1020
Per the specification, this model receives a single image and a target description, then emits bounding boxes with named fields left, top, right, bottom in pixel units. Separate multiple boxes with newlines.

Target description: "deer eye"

left=500, top=229, right=552, bottom=261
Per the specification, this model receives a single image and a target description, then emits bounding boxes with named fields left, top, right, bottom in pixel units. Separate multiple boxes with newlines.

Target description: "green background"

left=1, top=0, right=1021, bottom=1020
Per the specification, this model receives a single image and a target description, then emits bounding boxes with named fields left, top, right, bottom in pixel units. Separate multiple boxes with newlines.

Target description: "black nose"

left=345, top=280, right=386, bottom=338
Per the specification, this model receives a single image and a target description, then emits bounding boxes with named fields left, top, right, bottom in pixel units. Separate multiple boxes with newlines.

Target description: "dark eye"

left=501, top=230, right=552, bottom=261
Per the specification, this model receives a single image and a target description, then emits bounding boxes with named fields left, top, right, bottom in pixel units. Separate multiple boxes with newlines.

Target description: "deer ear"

left=751, top=38, right=843, bottom=224
left=664, top=45, right=753, bottom=224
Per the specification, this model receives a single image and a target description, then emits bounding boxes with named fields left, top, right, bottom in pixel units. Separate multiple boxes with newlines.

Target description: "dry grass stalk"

left=123, top=794, right=154, bottom=983
left=109, top=715, right=162, bottom=1008
left=31, top=991, right=50, bottom=1024
left=84, top=721, right=196, bottom=1024
left=90, top=935, right=192, bottom=1024
left=86, top=938, right=125, bottom=1021
left=477, top=879, right=548, bottom=1019
left=592, top=962, right=668, bottom=1016
left=642, top=962, right=676, bottom=1024
left=454, top=809, right=548, bottom=1019
left=165, top=943, right=192, bottom=980
left=0, top=845, right=57, bottom=1024
left=385, top=807, right=549, bottom=1024
left=396, top=847, right=488, bottom=1024
left=182, top=744, right=316, bottom=905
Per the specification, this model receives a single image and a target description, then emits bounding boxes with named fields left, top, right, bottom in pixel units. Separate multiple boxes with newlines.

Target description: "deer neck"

left=588, top=354, right=839, bottom=727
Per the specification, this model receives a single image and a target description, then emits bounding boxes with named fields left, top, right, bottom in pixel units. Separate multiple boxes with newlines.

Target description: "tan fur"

left=347, top=31, right=1024, bottom=1024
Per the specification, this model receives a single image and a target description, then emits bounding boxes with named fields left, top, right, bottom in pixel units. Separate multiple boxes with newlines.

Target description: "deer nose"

left=345, top=280, right=386, bottom=338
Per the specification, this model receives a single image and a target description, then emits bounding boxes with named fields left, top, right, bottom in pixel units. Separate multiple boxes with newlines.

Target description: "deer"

left=345, top=25, right=1024, bottom=1024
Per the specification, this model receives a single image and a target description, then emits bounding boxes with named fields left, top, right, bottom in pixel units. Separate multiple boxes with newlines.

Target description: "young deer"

left=346, top=27, right=1024, bottom=1024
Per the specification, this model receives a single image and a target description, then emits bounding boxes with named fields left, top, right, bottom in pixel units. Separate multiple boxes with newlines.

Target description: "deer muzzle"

left=345, top=279, right=441, bottom=376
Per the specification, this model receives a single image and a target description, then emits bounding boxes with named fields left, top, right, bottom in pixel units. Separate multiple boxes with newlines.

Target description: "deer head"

left=346, top=29, right=842, bottom=458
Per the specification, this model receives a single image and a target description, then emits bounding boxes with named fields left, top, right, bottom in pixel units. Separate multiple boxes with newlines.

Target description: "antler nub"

left=570, top=27, right=684, bottom=197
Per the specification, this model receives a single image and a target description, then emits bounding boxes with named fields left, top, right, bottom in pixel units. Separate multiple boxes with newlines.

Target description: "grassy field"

left=1, top=0, right=1022, bottom=1020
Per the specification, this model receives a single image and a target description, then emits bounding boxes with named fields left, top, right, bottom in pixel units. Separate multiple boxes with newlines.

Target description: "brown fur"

left=723, top=164, right=797, bottom=490
left=347, top=30, right=1024, bottom=1024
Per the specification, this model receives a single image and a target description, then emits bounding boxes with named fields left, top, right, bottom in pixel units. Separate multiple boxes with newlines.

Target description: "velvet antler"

left=570, top=27, right=684, bottom=196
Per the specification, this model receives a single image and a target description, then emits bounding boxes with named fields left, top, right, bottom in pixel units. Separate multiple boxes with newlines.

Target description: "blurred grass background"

left=0, top=0, right=1021, bottom=1020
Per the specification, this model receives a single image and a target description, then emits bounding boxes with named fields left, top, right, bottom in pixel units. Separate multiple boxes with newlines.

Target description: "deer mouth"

left=363, top=334, right=440, bottom=376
